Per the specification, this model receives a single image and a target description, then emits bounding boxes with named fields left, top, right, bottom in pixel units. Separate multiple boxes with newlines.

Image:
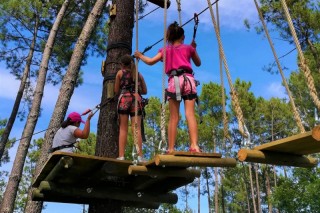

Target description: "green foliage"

left=272, top=167, right=320, bottom=212
left=75, top=133, right=97, bottom=155
left=0, top=118, right=16, bottom=165
left=198, top=82, right=230, bottom=152
left=0, top=0, right=108, bottom=78
left=14, top=137, right=44, bottom=212
left=0, top=170, right=9, bottom=202
left=259, top=0, right=319, bottom=47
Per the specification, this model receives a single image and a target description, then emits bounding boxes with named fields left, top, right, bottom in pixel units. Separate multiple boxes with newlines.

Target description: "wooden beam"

left=128, top=165, right=201, bottom=178
left=237, top=149, right=318, bottom=168
left=254, top=129, right=320, bottom=155
left=147, top=0, right=171, bottom=8
left=32, top=189, right=160, bottom=209
left=154, top=155, right=237, bottom=167
left=44, top=156, right=73, bottom=181
left=312, top=125, right=320, bottom=141
left=32, top=189, right=44, bottom=200
left=38, top=181, right=178, bottom=204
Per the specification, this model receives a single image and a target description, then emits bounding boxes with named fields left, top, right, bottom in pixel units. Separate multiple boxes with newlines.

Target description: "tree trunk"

left=0, top=16, right=40, bottom=213
left=25, top=1, right=107, bottom=212
left=265, top=166, right=272, bottom=213
left=273, top=166, right=280, bottom=213
left=220, top=172, right=226, bottom=213
left=23, top=1, right=71, bottom=212
left=197, top=177, right=200, bottom=213
left=214, top=167, right=219, bottom=213
left=213, top=129, right=219, bottom=213
left=205, top=168, right=211, bottom=211
left=254, top=164, right=261, bottom=213
left=89, top=1, right=134, bottom=213
left=248, top=163, right=257, bottom=213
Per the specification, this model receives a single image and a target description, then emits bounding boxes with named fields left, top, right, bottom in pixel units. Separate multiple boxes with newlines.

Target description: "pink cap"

left=68, top=112, right=85, bottom=124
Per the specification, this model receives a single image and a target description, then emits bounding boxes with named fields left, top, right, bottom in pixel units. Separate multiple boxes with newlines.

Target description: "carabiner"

left=193, top=13, right=199, bottom=40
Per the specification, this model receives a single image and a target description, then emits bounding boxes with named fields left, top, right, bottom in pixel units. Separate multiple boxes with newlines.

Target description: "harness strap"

left=49, top=144, right=75, bottom=153
left=174, top=76, right=182, bottom=101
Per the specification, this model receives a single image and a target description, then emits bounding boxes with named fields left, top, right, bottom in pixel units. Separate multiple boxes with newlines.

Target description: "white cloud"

left=266, top=81, right=286, bottom=99
left=143, top=0, right=258, bottom=30
left=0, top=71, right=20, bottom=100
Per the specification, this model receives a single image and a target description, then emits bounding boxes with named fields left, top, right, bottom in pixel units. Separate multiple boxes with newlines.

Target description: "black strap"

left=49, top=144, right=75, bottom=153
left=106, top=42, right=132, bottom=53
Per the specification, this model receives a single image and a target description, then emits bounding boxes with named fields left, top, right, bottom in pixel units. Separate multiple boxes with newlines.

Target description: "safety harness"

left=165, top=68, right=202, bottom=123
left=165, top=68, right=199, bottom=101
left=117, top=69, right=148, bottom=140
left=49, top=143, right=75, bottom=153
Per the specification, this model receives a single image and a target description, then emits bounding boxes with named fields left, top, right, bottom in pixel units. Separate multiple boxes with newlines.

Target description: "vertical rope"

left=254, top=0, right=305, bottom=133
left=160, top=0, right=168, bottom=151
left=176, top=0, right=182, bottom=26
left=216, top=1, right=231, bottom=150
left=133, top=0, right=140, bottom=158
left=206, top=0, right=247, bottom=137
left=280, top=0, right=320, bottom=110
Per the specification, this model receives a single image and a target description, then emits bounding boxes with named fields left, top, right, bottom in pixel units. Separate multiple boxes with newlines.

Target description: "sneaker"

left=116, top=157, right=125, bottom=160
left=137, top=156, right=147, bottom=163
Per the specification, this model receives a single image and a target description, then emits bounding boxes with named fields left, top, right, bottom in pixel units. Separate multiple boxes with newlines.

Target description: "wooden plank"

left=253, top=130, right=320, bottom=155
left=38, top=181, right=178, bottom=204
left=238, top=149, right=318, bottom=168
left=128, top=165, right=201, bottom=177
left=33, top=152, right=133, bottom=187
left=168, top=151, right=222, bottom=158
left=155, top=155, right=237, bottom=167
left=32, top=151, right=233, bottom=205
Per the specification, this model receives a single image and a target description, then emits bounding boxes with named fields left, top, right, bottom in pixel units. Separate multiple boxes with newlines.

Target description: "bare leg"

left=118, top=114, right=129, bottom=158
left=131, top=115, right=143, bottom=157
left=168, top=99, right=180, bottom=153
left=184, top=99, right=199, bottom=151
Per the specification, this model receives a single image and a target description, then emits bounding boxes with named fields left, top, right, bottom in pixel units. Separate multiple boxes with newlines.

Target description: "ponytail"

left=167, top=22, right=184, bottom=43
left=61, top=117, right=76, bottom=128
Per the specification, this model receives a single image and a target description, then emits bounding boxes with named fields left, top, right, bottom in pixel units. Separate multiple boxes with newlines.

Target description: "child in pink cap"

left=134, top=22, right=201, bottom=153
left=51, top=111, right=93, bottom=153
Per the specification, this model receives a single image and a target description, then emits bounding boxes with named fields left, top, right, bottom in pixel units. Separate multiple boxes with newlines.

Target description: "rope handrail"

left=133, top=0, right=140, bottom=163
left=206, top=0, right=247, bottom=138
left=280, top=0, right=320, bottom=111
left=159, top=0, right=168, bottom=153
left=254, top=0, right=305, bottom=133
left=215, top=2, right=231, bottom=150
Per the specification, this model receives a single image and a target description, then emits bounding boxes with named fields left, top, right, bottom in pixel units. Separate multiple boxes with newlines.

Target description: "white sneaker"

left=116, top=157, right=125, bottom=160
left=137, top=156, right=147, bottom=163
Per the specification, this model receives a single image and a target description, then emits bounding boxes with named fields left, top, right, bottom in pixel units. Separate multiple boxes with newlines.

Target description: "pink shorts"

left=167, top=74, right=197, bottom=100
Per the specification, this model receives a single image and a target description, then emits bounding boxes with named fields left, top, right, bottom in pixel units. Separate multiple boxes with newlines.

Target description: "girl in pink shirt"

left=134, top=22, right=201, bottom=153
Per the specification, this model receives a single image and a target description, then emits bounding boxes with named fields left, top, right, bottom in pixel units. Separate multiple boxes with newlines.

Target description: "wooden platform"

left=237, top=127, right=320, bottom=168
left=32, top=151, right=236, bottom=208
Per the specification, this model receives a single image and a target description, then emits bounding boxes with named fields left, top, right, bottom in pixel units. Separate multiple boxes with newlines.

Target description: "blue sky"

left=0, top=0, right=298, bottom=212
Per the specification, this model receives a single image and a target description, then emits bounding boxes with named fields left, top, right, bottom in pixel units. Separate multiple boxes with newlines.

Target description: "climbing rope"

left=215, top=2, right=231, bottom=150
left=206, top=0, right=248, bottom=138
left=158, top=0, right=168, bottom=154
left=254, top=0, right=305, bottom=133
left=132, top=0, right=140, bottom=164
left=279, top=0, right=320, bottom=111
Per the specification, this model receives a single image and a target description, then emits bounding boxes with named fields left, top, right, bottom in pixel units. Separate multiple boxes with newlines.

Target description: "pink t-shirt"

left=159, top=44, right=195, bottom=74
